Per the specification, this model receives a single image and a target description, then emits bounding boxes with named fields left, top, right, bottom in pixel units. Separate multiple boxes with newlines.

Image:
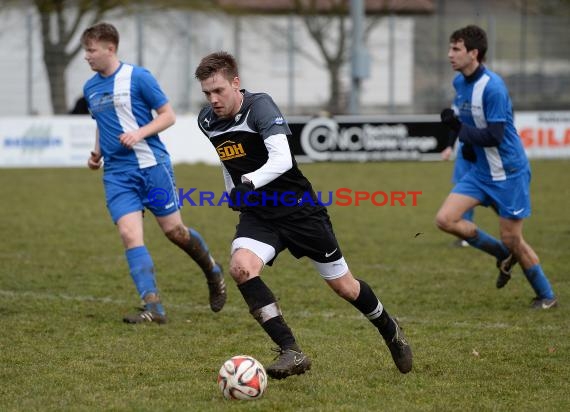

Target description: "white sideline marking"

left=0, top=289, right=236, bottom=313
left=0, top=289, right=125, bottom=304
left=0, top=289, right=558, bottom=331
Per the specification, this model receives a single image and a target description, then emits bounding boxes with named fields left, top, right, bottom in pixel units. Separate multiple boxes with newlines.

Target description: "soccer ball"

left=217, top=355, right=267, bottom=400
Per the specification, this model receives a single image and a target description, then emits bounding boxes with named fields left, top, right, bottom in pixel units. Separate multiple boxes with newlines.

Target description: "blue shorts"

left=452, top=169, right=531, bottom=219
left=103, top=162, right=180, bottom=223
left=452, top=155, right=473, bottom=184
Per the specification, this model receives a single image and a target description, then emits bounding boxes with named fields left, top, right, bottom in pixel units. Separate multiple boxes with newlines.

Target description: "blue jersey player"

left=81, top=22, right=226, bottom=323
left=436, top=25, right=557, bottom=309
left=441, top=131, right=474, bottom=248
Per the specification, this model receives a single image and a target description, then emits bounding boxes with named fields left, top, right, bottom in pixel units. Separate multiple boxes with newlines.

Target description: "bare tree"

left=2, top=0, right=423, bottom=114
left=291, top=0, right=381, bottom=114
left=32, top=0, right=132, bottom=114
left=293, top=0, right=347, bottom=114
left=11, top=0, right=213, bottom=114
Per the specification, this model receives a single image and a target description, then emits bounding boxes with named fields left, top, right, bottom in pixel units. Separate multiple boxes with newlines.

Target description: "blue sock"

left=125, top=246, right=158, bottom=300
left=144, top=301, right=166, bottom=316
left=189, top=228, right=209, bottom=252
left=188, top=228, right=219, bottom=274
left=465, top=228, right=509, bottom=260
left=463, top=208, right=474, bottom=223
left=523, top=264, right=555, bottom=299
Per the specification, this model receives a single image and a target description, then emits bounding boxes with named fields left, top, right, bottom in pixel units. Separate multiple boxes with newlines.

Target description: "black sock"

left=349, top=279, right=396, bottom=341
left=238, top=277, right=298, bottom=350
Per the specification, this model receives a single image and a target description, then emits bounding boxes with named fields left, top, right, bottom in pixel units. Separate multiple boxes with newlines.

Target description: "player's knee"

left=229, top=261, right=253, bottom=284
left=500, top=233, right=520, bottom=251
left=335, top=286, right=358, bottom=301
left=164, top=224, right=188, bottom=246
left=435, top=211, right=452, bottom=232
left=118, top=226, right=140, bottom=247
left=327, top=276, right=359, bottom=301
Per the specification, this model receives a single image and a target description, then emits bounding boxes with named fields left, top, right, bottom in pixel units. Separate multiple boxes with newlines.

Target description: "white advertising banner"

left=0, top=116, right=95, bottom=167
left=0, top=115, right=219, bottom=168
left=1, top=112, right=569, bottom=168
left=514, top=111, right=570, bottom=158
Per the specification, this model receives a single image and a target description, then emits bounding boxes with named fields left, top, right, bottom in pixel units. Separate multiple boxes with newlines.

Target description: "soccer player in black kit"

left=195, top=51, right=412, bottom=379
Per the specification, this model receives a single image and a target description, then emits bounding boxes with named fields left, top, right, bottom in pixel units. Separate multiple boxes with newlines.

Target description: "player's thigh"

left=283, top=209, right=342, bottom=263
left=441, top=174, right=485, bottom=218
left=103, top=171, right=144, bottom=224
left=436, top=192, right=480, bottom=223
left=143, top=162, right=180, bottom=218
left=116, top=211, right=145, bottom=248
left=488, top=171, right=531, bottom=219
left=279, top=209, right=350, bottom=279
left=232, top=212, right=283, bottom=266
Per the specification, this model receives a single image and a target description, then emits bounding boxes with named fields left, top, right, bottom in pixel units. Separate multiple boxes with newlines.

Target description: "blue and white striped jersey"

left=84, top=62, right=170, bottom=173
left=452, top=66, right=528, bottom=181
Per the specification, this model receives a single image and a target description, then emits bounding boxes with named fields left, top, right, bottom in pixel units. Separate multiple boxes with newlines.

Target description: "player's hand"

left=119, top=130, right=144, bottom=149
left=87, top=151, right=102, bottom=170
left=441, top=146, right=453, bottom=161
left=461, top=142, right=477, bottom=162
left=440, top=108, right=462, bottom=133
left=229, top=182, right=256, bottom=211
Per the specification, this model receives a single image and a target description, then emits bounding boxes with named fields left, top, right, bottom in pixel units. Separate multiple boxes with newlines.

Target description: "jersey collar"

left=464, top=64, right=485, bottom=83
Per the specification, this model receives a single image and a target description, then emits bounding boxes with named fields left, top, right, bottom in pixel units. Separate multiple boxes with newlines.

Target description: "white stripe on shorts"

left=311, top=257, right=349, bottom=280
left=231, top=237, right=276, bottom=264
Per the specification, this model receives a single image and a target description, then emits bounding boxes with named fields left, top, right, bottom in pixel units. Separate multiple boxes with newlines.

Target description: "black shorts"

left=234, top=206, right=343, bottom=265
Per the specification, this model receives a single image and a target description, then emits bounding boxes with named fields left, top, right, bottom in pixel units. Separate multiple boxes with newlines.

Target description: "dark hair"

left=450, top=25, right=487, bottom=62
left=81, top=22, right=119, bottom=50
left=194, top=51, right=239, bottom=82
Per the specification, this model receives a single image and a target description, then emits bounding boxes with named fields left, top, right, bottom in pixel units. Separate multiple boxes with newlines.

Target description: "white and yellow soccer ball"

left=217, top=355, right=268, bottom=400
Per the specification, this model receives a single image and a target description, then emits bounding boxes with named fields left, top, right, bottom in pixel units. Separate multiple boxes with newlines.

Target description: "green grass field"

left=1, top=160, right=568, bottom=411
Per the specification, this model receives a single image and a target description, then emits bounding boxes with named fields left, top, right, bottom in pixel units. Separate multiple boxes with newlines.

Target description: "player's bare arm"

left=441, top=146, right=453, bottom=160
left=119, top=103, right=176, bottom=149
left=87, top=129, right=102, bottom=170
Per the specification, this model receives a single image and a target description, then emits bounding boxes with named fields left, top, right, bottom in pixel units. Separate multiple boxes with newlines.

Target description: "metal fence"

left=1, top=2, right=569, bottom=116
left=412, top=5, right=570, bottom=114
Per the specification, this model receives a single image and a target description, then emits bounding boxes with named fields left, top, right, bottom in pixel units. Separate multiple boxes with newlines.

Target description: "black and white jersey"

left=198, top=90, right=321, bottom=219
